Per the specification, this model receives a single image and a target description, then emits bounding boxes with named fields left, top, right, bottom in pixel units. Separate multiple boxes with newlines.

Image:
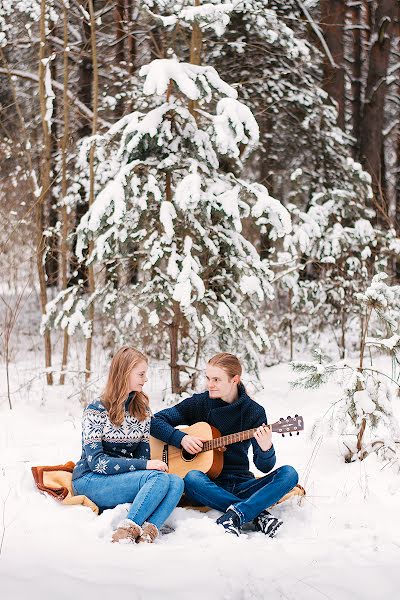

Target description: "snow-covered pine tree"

left=199, top=1, right=399, bottom=358
left=282, top=159, right=397, bottom=358
left=43, top=4, right=291, bottom=394
left=291, top=273, right=400, bottom=465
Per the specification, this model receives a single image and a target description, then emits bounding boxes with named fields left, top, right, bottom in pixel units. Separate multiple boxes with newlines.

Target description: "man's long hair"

left=208, top=352, right=242, bottom=380
left=101, top=346, right=150, bottom=425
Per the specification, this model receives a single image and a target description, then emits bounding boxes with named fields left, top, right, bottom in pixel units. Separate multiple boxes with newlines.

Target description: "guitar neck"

left=201, top=415, right=304, bottom=451
left=202, top=428, right=259, bottom=451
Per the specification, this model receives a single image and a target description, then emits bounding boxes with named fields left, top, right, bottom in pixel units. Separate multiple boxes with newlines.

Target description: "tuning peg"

left=289, top=432, right=292, bottom=436
left=287, top=416, right=291, bottom=420
left=282, top=433, right=285, bottom=437
left=295, top=414, right=298, bottom=418
left=297, top=432, right=299, bottom=435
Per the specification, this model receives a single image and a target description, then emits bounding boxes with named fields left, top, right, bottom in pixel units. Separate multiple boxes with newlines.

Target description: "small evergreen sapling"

left=291, top=274, right=400, bottom=465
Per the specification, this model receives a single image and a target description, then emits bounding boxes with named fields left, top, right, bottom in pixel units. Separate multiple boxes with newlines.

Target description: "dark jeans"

left=184, top=465, right=298, bottom=524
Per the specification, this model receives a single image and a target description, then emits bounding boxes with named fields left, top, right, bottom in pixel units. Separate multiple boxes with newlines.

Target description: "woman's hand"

left=181, top=435, right=204, bottom=455
left=146, top=460, right=169, bottom=472
left=254, top=424, right=273, bottom=452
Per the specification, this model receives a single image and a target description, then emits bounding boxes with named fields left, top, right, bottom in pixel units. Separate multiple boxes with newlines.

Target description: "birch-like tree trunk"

left=46, top=29, right=59, bottom=288
left=59, top=0, right=70, bottom=385
left=38, top=0, right=53, bottom=385
left=70, top=7, right=92, bottom=286
left=85, top=0, right=99, bottom=381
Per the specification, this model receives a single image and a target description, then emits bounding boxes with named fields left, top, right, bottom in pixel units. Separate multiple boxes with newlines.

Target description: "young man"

left=150, top=353, right=298, bottom=537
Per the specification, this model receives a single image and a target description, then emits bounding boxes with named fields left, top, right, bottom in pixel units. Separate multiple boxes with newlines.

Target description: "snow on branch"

left=144, top=2, right=238, bottom=36
left=366, top=335, right=400, bottom=357
left=174, top=167, right=202, bottom=211
left=214, top=98, right=259, bottom=157
left=355, top=273, right=400, bottom=329
left=238, top=180, right=292, bottom=237
left=0, top=68, right=111, bottom=128
left=139, top=58, right=237, bottom=102
left=41, top=56, right=55, bottom=127
left=172, top=236, right=205, bottom=308
left=75, top=162, right=141, bottom=261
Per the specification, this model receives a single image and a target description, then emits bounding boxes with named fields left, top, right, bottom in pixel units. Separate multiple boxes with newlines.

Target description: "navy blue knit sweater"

left=72, top=393, right=150, bottom=481
left=150, top=384, right=276, bottom=478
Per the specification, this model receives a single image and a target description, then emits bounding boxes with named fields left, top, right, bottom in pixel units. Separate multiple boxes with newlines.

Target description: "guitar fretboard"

left=202, top=428, right=258, bottom=451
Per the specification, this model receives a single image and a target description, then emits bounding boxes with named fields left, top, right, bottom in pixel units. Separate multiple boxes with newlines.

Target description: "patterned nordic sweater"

left=151, top=383, right=276, bottom=478
left=72, top=393, right=151, bottom=481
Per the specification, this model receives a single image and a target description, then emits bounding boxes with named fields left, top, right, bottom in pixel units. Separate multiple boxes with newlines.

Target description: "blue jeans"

left=184, top=465, right=298, bottom=525
left=73, top=470, right=184, bottom=529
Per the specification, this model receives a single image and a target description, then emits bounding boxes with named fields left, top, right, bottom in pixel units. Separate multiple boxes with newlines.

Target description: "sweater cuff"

left=261, top=444, right=275, bottom=458
left=132, top=459, right=148, bottom=471
left=169, top=429, right=186, bottom=449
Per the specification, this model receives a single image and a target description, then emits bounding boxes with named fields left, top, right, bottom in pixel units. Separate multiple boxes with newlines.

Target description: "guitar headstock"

left=271, top=415, right=304, bottom=437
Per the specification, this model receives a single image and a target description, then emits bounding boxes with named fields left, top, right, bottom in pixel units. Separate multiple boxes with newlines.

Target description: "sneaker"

left=253, top=510, right=283, bottom=538
left=216, top=505, right=242, bottom=536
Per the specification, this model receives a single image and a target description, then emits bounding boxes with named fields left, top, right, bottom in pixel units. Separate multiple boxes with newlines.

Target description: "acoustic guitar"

left=150, top=415, right=304, bottom=479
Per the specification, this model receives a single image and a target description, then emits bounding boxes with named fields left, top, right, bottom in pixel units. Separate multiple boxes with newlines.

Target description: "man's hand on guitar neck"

left=181, top=435, right=204, bottom=455
left=254, top=424, right=273, bottom=452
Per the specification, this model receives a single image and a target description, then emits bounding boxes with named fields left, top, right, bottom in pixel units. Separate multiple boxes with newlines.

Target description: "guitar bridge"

left=162, top=444, right=169, bottom=465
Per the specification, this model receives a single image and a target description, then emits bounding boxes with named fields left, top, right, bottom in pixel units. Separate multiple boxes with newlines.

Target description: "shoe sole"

left=265, top=519, right=283, bottom=538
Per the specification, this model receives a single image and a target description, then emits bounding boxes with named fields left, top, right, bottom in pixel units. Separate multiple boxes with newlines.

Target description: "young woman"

left=72, top=346, right=184, bottom=544
left=151, top=352, right=298, bottom=537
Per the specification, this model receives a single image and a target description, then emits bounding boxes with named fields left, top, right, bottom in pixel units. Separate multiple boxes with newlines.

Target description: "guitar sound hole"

left=181, top=449, right=198, bottom=462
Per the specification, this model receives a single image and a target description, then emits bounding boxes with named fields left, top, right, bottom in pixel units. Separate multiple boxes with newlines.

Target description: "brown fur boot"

left=112, top=519, right=142, bottom=544
left=136, top=522, right=159, bottom=544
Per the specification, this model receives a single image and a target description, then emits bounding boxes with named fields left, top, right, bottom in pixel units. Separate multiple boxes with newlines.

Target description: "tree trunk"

left=60, top=1, right=70, bottom=385
left=320, top=0, right=346, bottom=129
left=359, top=0, right=396, bottom=198
left=188, top=0, right=202, bottom=117
left=288, top=288, right=294, bottom=361
left=45, top=33, right=59, bottom=288
left=38, top=0, right=53, bottom=385
left=189, top=1, right=202, bottom=66
left=347, top=1, right=363, bottom=148
left=340, top=310, right=346, bottom=359
left=114, top=0, right=126, bottom=117
left=85, top=0, right=99, bottom=381
left=166, top=0, right=203, bottom=393
left=396, top=129, right=400, bottom=280
left=169, top=302, right=182, bottom=394
left=127, top=0, right=137, bottom=77
left=69, top=7, right=93, bottom=286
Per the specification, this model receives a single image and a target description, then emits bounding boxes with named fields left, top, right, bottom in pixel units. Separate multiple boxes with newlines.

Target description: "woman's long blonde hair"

left=101, top=346, right=150, bottom=425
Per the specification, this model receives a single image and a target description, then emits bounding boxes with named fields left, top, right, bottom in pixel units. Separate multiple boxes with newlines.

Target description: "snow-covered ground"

left=1, top=316, right=400, bottom=599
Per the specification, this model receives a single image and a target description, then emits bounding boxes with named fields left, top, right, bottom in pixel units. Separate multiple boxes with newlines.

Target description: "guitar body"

left=150, top=414, right=304, bottom=480
left=150, top=422, right=224, bottom=479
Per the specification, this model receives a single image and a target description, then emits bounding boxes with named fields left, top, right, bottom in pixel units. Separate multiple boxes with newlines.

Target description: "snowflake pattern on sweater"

left=72, top=394, right=151, bottom=481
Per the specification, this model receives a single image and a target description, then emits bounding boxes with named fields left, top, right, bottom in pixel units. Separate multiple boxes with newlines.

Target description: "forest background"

left=1, top=3, right=400, bottom=598
left=0, top=0, right=400, bottom=456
